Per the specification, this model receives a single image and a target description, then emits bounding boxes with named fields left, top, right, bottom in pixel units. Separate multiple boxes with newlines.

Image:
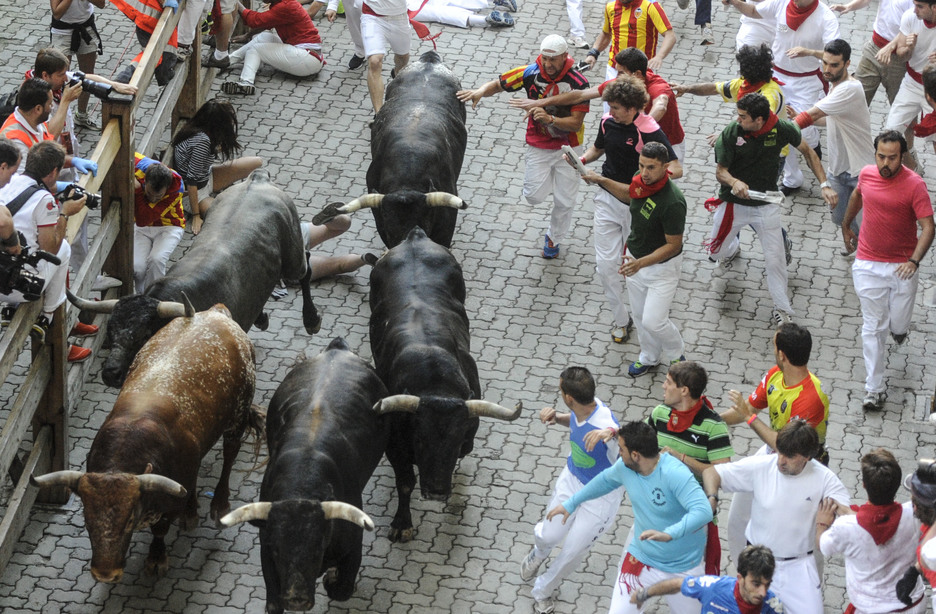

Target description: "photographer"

left=0, top=139, right=22, bottom=255
left=0, top=141, right=93, bottom=363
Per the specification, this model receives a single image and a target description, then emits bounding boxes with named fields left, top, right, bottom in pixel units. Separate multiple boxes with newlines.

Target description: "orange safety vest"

left=0, top=114, right=54, bottom=151
left=110, top=0, right=178, bottom=45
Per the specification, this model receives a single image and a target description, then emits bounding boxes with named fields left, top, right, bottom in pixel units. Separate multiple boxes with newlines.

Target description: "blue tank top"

left=566, top=399, right=618, bottom=484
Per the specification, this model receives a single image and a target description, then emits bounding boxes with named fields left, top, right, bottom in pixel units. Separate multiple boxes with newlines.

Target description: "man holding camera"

left=0, top=141, right=94, bottom=362
left=0, top=139, right=23, bottom=255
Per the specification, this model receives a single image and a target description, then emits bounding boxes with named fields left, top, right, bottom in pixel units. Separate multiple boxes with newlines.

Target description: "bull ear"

left=373, top=394, right=420, bottom=414
left=424, top=192, right=467, bottom=210
left=465, top=400, right=523, bottom=421
left=67, top=289, right=118, bottom=314
left=30, top=470, right=84, bottom=492
left=321, top=501, right=375, bottom=531
left=220, top=502, right=272, bottom=527
left=137, top=474, right=187, bottom=498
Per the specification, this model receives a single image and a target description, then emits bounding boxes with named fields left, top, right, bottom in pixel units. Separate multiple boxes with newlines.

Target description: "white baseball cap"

left=540, top=35, right=569, bottom=58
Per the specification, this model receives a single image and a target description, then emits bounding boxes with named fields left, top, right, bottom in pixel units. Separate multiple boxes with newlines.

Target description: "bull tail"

left=242, top=403, right=267, bottom=461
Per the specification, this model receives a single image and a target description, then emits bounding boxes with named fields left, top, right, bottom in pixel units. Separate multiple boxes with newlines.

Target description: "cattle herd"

left=28, top=51, right=524, bottom=614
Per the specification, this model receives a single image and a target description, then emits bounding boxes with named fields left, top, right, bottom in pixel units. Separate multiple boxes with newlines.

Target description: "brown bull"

left=32, top=303, right=263, bottom=583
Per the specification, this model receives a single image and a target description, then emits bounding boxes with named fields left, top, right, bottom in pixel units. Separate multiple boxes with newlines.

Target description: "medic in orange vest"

left=111, top=0, right=181, bottom=86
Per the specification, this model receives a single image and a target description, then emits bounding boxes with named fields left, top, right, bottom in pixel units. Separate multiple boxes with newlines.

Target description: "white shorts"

left=362, top=12, right=412, bottom=57
left=219, top=0, right=236, bottom=12
left=50, top=25, right=101, bottom=56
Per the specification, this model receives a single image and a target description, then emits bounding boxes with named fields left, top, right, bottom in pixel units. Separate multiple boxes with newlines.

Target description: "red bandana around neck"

left=535, top=55, right=575, bottom=98
left=786, top=0, right=819, bottom=31
left=733, top=581, right=762, bottom=614
left=666, top=396, right=712, bottom=433
left=915, top=110, right=936, bottom=137
left=855, top=501, right=903, bottom=545
left=745, top=112, right=779, bottom=139
left=628, top=169, right=671, bottom=200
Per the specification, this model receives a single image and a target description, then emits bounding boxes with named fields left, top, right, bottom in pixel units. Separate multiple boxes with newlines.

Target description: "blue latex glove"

left=71, top=157, right=98, bottom=176
left=55, top=181, right=72, bottom=194
left=164, top=0, right=178, bottom=12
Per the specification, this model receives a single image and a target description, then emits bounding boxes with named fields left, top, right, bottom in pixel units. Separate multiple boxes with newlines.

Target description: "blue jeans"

left=828, top=170, right=861, bottom=235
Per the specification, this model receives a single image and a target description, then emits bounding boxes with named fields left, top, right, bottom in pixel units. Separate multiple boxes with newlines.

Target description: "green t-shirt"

left=627, top=179, right=687, bottom=260
left=646, top=403, right=734, bottom=475
left=714, top=118, right=801, bottom=206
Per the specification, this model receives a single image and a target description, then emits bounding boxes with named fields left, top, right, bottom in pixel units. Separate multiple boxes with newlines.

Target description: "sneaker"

left=542, top=235, right=559, bottom=259
left=202, top=34, right=216, bottom=47
left=567, top=35, right=589, bottom=49
left=201, top=16, right=214, bottom=34
left=862, top=391, right=886, bottom=412
left=202, top=53, right=230, bottom=69
left=892, top=331, right=909, bottom=344
left=533, top=595, right=556, bottom=614
left=348, top=54, right=366, bottom=69
left=176, top=44, right=193, bottom=60
left=70, top=322, right=99, bottom=337
left=493, top=0, right=518, bottom=10
left=30, top=315, right=51, bottom=344
left=611, top=317, right=634, bottom=343
left=670, top=355, right=686, bottom=365
left=701, top=24, right=714, bottom=45
left=520, top=549, right=545, bottom=581
left=221, top=81, right=255, bottom=95
left=779, top=184, right=800, bottom=197
left=67, top=345, right=92, bottom=363
left=73, top=111, right=100, bottom=130
left=485, top=10, right=515, bottom=26
left=711, top=246, right=740, bottom=269
left=770, top=308, right=792, bottom=328
left=783, top=229, right=792, bottom=265
left=628, top=360, right=657, bottom=378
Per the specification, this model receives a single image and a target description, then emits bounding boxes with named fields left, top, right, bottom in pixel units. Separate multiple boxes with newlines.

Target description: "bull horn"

left=155, top=300, right=188, bottom=319
left=373, top=394, right=421, bottom=414
left=66, top=289, right=118, bottom=314
left=180, top=291, right=196, bottom=318
left=425, top=192, right=467, bottom=210
left=137, top=474, right=187, bottom=498
left=466, top=400, right=523, bottom=421
left=342, top=193, right=385, bottom=213
left=30, top=470, right=85, bottom=491
left=321, top=501, right=375, bottom=531
left=220, top=502, right=272, bottom=527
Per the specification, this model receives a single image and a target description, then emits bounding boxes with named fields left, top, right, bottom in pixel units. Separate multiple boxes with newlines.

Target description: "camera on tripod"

left=0, top=233, right=62, bottom=301
left=67, top=71, right=112, bottom=101
left=56, top=184, right=101, bottom=210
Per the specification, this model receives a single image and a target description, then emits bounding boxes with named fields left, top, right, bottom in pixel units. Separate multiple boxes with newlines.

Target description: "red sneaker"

left=70, top=322, right=99, bottom=337
left=67, top=345, right=92, bottom=363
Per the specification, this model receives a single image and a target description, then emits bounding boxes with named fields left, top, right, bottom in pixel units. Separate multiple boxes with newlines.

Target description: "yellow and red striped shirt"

left=601, top=0, right=673, bottom=68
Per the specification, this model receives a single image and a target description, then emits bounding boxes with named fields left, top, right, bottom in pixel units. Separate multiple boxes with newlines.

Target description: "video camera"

left=67, top=71, right=112, bottom=101
left=0, top=233, right=62, bottom=301
left=56, top=184, right=101, bottom=210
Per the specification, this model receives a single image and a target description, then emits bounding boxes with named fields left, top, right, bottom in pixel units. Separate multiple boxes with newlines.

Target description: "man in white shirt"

left=362, top=0, right=412, bottom=112
left=703, top=420, right=850, bottom=614
left=791, top=39, right=873, bottom=238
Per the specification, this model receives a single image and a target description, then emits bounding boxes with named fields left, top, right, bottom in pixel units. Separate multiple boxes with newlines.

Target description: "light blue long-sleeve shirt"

left=563, top=452, right=712, bottom=572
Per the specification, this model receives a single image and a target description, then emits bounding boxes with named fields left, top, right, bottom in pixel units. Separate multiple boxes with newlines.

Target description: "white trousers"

left=0, top=240, right=70, bottom=317
left=361, top=12, right=412, bottom=57
left=418, top=0, right=486, bottom=27
left=735, top=16, right=774, bottom=51
left=852, top=258, right=919, bottom=394
left=885, top=75, right=926, bottom=133
left=778, top=73, right=822, bottom=189
left=594, top=188, right=631, bottom=327
left=771, top=556, right=823, bottom=614
left=531, top=467, right=622, bottom=601
left=134, top=225, right=184, bottom=294
left=345, top=0, right=365, bottom=57
left=625, top=250, right=684, bottom=365
left=523, top=144, right=581, bottom=242
left=567, top=0, right=585, bottom=38
left=177, top=0, right=209, bottom=46
left=608, top=556, right=704, bottom=614
left=708, top=201, right=793, bottom=314
left=230, top=31, right=323, bottom=84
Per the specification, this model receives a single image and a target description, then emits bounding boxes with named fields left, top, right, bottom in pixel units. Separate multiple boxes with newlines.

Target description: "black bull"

left=369, top=227, right=520, bottom=542
left=221, top=338, right=387, bottom=614
left=70, top=170, right=321, bottom=388
left=312, top=50, right=468, bottom=248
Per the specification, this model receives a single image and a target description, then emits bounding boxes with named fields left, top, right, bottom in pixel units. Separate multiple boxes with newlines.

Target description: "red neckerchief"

left=734, top=581, right=761, bottom=614
left=786, top=0, right=819, bottom=31
left=535, top=55, right=575, bottom=98
left=737, top=76, right=785, bottom=98
left=666, top=396, right=711, bottom=434
left=925, top=19, right=936, bottom=29
left=628, top=169, right=672, bottom=200
left=855, top=502, right=902, bottom=545
left=745, top=112, right=779, bottom=139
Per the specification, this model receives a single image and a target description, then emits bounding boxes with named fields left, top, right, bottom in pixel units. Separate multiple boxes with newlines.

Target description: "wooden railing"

left=0, top=0, right=227, bottom=573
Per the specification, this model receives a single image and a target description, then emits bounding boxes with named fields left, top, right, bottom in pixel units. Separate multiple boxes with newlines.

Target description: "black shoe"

left=390, top=68, right=396, bottom=79
left=813, top=143, right=822, bottom=160
left=779, top=184, right=799, bottom=197
left=892, top=332, right=909, bottom=345
left=30, top=315, right=50, bottom=344
left=348, top=54, right=365, bottom=69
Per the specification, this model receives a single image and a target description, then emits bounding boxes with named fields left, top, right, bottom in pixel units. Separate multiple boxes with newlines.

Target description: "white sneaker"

left=862, top=391, right=886, bottom=411
left=567, top=35, right=589, bottom=49
left=701, top=24, right=714, bottom=45
left=770, top=308, right=792, bottom=328
left=520, top=549, right=545, bottom=581
left=533, top=595, right=556, bottom=614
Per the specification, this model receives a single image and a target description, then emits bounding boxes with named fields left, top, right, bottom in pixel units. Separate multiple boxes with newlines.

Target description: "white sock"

left=214, top=49, right=229, bottom=60
left=468, top=14, right=486, bottom=26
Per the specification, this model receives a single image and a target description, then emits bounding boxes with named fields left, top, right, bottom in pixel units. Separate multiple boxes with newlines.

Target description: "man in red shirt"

left=842, top=130, right=934, bottom=412
left=133, top=153, right=185, bottom=293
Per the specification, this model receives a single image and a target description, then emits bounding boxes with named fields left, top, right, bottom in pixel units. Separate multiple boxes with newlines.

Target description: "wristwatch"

left=819, top=181, right=831, bottom=189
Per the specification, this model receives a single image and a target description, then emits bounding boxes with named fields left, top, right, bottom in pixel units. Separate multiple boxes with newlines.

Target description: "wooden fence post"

left=100, top=99, right=135, bottom=294
left=32, top=304, right=68, bottom=504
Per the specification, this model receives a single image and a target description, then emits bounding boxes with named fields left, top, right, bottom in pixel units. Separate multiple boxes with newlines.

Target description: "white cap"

left=540, top=35, right=568, bottom=58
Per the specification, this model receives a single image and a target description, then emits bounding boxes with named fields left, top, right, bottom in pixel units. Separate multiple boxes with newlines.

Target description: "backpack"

left=0, top=89, right=17, bottom=120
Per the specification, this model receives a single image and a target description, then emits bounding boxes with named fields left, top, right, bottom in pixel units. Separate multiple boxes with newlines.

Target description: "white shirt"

left=51, top=0, right=94, bottom=30
left=899, top=8, right=936, bottom=73
left=815, top=78, right=874, bottom=175
left=716, top=454, right=850, bottom=558
left=0, top=173, right=59, bottom=251
left=820, top=502, right=924, bottom=612
left=874, top=0, right=914, bottom=42
left=758, top=0, right=840, bottom=74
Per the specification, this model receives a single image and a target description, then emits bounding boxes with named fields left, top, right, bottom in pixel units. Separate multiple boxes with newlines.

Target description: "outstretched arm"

left=456, top=80, right=505, bottom=109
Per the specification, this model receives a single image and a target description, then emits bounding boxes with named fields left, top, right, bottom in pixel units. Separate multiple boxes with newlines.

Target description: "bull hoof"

left=305, top=311, right=323, bottom=335
left=179, top=511, right=199, bottom=532
left=210, top=502, right=231, bottom=528
left=312, top=203, right=344, bottom=226
left=254, top=312, right=270, bottom=331
left=324, top=567, right=338, bottom=587
left=143, top=554, right=169, bottom=577
left=389, top=527, right=414, bottom=543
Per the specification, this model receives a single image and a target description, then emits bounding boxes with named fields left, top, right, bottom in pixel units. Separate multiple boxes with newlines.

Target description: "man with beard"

left=458, top=34, right=589, bottom=259
left=842, top=130, right=934, bottom=412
